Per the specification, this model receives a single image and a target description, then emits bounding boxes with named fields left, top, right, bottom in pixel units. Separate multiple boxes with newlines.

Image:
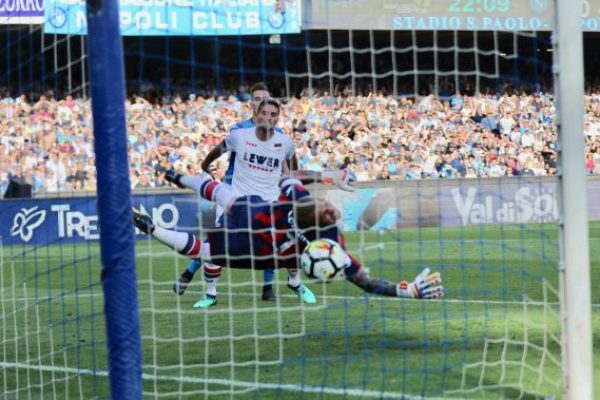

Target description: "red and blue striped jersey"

left=206, top=182, right=361, bottom=277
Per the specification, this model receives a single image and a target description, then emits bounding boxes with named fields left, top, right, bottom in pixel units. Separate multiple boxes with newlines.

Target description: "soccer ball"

left=300, top=239, right=347, bottom=282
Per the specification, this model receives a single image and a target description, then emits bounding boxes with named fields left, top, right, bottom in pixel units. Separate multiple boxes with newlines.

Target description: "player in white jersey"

left=224, top=125, right=295, bottom=202
left=173, top=97, right=292, bottom=306
left=173, top=85, right=351, bottom=304
left=173, top=83, right=287, bottom=301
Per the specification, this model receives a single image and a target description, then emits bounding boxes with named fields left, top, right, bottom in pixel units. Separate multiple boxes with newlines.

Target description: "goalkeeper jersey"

left=206, top=183, right=361, bottom=278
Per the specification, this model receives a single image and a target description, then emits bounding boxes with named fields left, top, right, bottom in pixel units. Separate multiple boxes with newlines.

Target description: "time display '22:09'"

left=391, top=0, right=600, bottom=31
left=448, top=0, right=511, bottom=13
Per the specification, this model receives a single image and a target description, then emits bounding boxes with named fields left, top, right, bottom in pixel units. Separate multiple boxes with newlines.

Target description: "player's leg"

left=189, top=208, right=225, bottom=306
left=210, top=196, right=277, bottom=302
left=134, top=209, right=221, bottom=308
left=133, top=209, right=203, bottom=257
left=173, top=209, right=225, bottom=296
left=172, top=259, right=201, bottom=295
left=165, top=170, right=237, bottom=211
left=190, top=206, right=227, bottom=306
left=191, top=263, right=221, bottom=309
left=134, top=209, right=315, bottom=304
left=261, top=269, right=276, bottom=301
left=286, top=268, right=316, bottom=304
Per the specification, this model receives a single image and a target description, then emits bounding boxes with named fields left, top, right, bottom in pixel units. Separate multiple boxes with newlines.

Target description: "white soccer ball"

left=300, top=239, right=348, bottom=282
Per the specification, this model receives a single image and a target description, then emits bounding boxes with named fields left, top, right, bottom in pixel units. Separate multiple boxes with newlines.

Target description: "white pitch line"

left=2, top=289, right=600, bottom=308
left=0, top=238, right=574, bottom=261
left=0, top=361, right=446, bottom=400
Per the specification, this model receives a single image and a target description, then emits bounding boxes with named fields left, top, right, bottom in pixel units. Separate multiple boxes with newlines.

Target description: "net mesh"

left=0, top=5, right=569, bottom=399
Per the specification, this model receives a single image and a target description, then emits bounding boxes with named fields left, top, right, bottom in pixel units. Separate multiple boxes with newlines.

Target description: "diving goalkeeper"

left=133, top=171, right=444, bottom=308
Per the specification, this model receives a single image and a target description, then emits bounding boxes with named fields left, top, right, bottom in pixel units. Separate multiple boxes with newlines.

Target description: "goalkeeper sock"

left=190, top=178, right=237, bottom=211
left=211, top=184, right=237, bottom=211
left=152, top=226, right=202, bottom=258
left=286, top=269, right=300, bottom=288
left=179, top=174, right=211, bottom=192
left=179, top=174, right=236, bottom=211
left=203, top=263, right=221, bottom=298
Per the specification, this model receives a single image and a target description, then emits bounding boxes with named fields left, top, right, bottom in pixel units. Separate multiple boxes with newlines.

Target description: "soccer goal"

left=0, top=0, right=594, bottom=399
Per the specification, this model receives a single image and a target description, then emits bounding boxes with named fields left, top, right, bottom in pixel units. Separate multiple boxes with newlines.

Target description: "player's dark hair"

left=257, top=98, right=280, bottom=114
left=250, top=82, right=269, bottom=95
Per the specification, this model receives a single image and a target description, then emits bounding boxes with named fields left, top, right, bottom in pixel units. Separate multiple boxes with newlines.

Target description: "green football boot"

left=192, top=295, right=218, bottom=309
left=288, top=283, right=317, bottom=304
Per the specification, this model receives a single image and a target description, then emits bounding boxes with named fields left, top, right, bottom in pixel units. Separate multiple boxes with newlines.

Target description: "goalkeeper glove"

left=396, top=268, right=444, bottom=299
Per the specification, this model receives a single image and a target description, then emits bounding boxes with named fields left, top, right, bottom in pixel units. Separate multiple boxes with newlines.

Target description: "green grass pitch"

left=2, top=222, right=600, bottom=399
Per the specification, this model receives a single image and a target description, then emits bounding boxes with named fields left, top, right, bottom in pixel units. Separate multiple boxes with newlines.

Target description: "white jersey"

left=224, top=127, right=294, bottom=202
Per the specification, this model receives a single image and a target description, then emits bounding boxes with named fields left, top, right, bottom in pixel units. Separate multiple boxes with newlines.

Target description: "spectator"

left=0, top=171, right=9, bottom=198
left=585, top=153, right=595, bottom=174
left=1, top=88, right=599, bottom=195
left=135, top=172, right=154, bottom=189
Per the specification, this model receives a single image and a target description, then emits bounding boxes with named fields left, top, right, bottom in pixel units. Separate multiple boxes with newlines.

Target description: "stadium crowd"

left=2, top=87, right=600, bottom=196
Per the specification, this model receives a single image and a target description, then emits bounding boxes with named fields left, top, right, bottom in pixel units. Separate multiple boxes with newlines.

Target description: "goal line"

left=0, top=360, right=445, bottom=400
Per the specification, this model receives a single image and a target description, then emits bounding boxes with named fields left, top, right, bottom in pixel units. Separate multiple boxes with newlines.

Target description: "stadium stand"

left=2, top=87, right=600, bottom=195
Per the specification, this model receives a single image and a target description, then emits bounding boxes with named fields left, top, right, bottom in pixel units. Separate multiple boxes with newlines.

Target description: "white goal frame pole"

left=554, top=0, right=594, bottom=398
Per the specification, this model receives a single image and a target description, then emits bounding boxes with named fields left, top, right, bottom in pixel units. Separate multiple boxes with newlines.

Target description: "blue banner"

left=44, top=0, right=301, bottom=36
left=6, top=178, right=600, bottom=246
left=0, top=192, right=214, bottom=246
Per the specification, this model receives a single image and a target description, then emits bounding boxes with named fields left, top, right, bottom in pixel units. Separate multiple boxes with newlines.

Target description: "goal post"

left=86, top=0, right=142, bottom=398
left=554, top=0, right=594, bottom=398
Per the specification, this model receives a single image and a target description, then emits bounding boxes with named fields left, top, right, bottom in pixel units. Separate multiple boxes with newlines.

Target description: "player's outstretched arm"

left=346, top=268, right=444, bottom=299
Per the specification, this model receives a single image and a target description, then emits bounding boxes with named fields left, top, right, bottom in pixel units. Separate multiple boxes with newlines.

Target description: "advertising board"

left=44, top=0, right=301, bottom=35
left=306, top=0, right=600, bottom=32
left=3, top=177, right=599, bottom=246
